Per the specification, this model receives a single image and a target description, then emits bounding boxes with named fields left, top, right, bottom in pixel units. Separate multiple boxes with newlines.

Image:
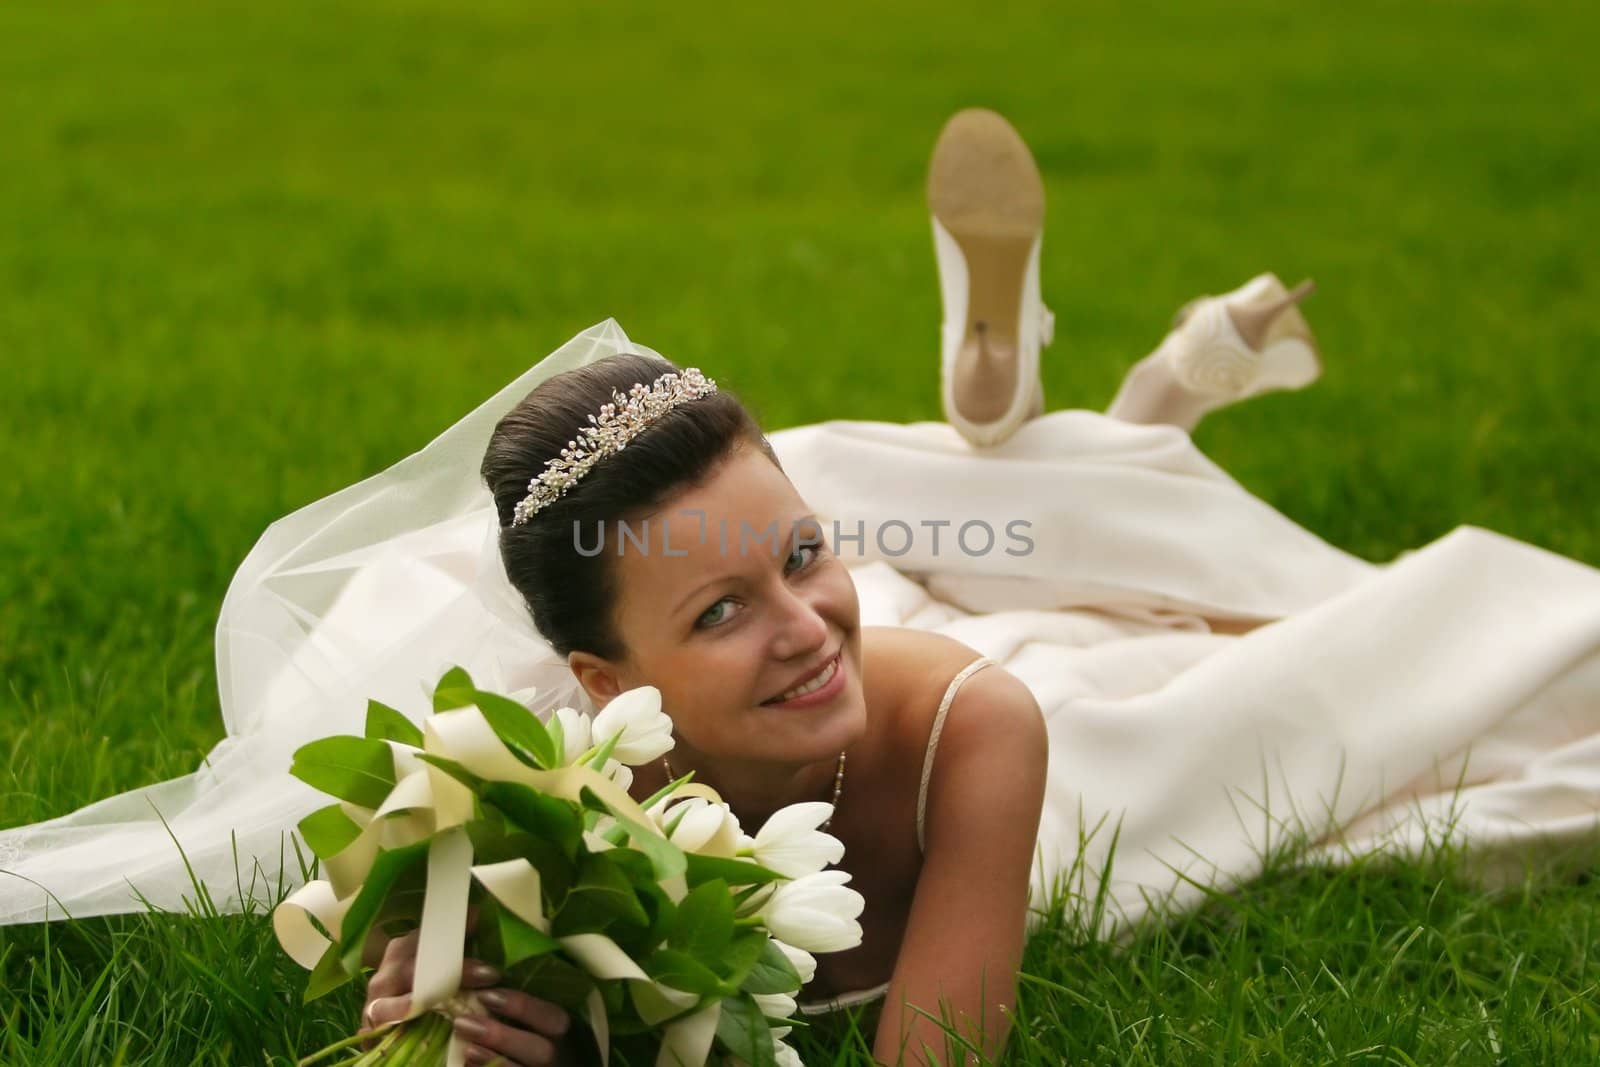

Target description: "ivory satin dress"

left=5, top=320, right=1600, bottom=984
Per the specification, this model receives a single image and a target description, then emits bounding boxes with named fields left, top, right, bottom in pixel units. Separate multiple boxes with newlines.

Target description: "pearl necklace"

left=660, top=750, right=848, bottom=831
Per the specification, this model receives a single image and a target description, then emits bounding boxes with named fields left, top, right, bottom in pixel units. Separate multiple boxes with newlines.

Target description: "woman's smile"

left=760, top=650, right=846, bottom=708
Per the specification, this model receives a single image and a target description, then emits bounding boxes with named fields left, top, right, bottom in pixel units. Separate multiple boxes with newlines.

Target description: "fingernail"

left=466, top=962, right=501, bottom=984
left=478, top=989, right=508, bottom=1011
left=454, top=1015, right=490, bottom=1041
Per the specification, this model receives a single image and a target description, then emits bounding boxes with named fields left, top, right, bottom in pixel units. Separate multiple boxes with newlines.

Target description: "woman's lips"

left=760, top=652, right=845, bottom=709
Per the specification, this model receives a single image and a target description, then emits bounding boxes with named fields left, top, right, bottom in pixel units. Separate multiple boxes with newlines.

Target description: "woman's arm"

left=872, top=666, right=1048, bottom=1066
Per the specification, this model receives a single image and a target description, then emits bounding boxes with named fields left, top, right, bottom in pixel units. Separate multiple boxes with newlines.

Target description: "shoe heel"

left=1225, top=278, right=1321, bottom=394
left=1225, top=278, right=1315, bottom=352
left=929, top=108, right=1046, bottom=436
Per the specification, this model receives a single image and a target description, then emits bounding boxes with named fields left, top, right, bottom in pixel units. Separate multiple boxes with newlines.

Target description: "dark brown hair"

left=481, top=352, right=777, bottom=659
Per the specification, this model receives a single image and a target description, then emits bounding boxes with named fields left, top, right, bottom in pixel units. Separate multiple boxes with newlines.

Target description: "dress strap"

left=915, top=656, right=997, bottom=854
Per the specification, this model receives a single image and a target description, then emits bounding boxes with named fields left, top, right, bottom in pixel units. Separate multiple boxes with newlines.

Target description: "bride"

left=5, top=109, right=1600, bottom=1066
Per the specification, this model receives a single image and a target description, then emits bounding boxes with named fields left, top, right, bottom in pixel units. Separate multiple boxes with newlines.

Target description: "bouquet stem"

left=298, top=1011, right=455, bottom=1067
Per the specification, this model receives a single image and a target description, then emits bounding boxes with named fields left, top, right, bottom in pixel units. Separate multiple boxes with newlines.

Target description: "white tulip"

left=643, top=794, right=675, bottom=823
left=660, top=797, right=742, bottom=858
left=752, top=991, right=797, bottom=1021
left=644, top=781, right=703, bottom=822
left=760, top=870, right=864, bottom=953
left=727, top=1037, right=802, bottom=1067
left=601, top=758, right=634, bottom=792
left=590, top=686, right=675, bottom=765
left=552, top=706, right=592, bottom=766
left=772, top=938, right=817, bottom=985
left=733, top=882, right=779, bottom=919
left=751, top=801, right=845, bottom=878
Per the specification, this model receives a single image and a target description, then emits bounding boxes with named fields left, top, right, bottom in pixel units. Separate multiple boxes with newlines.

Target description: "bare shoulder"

left=859, top=626, right=981, bottom=721
left=859, top=626, right=1038, bottom=748
left=920, top=646, right=1047, bottom=855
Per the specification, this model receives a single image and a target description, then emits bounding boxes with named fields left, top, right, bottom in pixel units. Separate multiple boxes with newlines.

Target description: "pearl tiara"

left=509, top=367, right=719, bottom=527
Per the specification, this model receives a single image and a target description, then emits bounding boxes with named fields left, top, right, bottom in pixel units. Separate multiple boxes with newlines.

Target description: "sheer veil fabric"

left=5, top=319, right=1600, bottom=935
left=0, top=321, right=635, bottom=925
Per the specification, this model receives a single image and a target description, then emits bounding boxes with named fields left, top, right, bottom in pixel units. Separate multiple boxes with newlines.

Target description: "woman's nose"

left=770, top=586, right=829, bottom=660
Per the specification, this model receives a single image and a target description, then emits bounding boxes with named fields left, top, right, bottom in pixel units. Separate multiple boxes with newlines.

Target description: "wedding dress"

left=5, top=319, right=1600, bottom=939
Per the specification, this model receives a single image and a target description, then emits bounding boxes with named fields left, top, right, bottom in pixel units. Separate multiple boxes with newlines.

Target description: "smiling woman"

left=480, top=352, right=876, bottom=843
left=466, top=347, right=1046, bottom=1063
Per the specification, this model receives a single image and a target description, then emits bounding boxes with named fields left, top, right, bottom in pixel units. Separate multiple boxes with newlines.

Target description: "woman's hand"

left=361, top=929, right=578, bottom=1066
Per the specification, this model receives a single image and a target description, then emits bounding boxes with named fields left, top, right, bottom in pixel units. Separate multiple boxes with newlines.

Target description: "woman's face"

left=570, top=444, right=866, bottom=770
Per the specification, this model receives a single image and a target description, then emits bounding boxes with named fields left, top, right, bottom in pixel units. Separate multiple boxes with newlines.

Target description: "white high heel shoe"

left=1158, top=273, right=1322, bottom=401
left=928, top=108, right=1056, bottom=448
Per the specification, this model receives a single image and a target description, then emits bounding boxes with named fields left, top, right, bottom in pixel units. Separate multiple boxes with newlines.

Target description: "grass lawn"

left=3, top=0, right=1598, bottom=1062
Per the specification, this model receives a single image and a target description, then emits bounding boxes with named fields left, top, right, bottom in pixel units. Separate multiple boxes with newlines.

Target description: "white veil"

left=0, top=320, right=645, bottom=925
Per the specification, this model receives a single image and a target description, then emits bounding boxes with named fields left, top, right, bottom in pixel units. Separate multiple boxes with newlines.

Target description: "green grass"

left=2, top=0, right=1598, bottom=1062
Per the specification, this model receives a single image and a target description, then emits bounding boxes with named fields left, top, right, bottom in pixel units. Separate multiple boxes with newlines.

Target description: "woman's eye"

left=696, top=598, right=733, bottom=629
left=787, top=531, right=825, bottom=572
left=786, top=539, right=823, bottom=573
left=696, top=540, right=822, bottom=630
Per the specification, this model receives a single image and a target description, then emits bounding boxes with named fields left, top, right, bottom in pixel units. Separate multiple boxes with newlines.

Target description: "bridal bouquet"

left=274, top=666, right=864, bottom=1067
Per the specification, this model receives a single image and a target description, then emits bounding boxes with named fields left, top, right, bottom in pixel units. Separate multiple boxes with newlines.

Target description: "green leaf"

left=715, top=992, right=777, bottom=1067
left=375, top=882, right=429, bottom=929
left=290, top=736, right=396, bottom=809
left=613, top=997, right=703, bottom=1037
left=512, top=954, right=594, bottom=1014
left=582, top=727, right=620, bottom=772
left=472, top=688, right=559, bottom=769
left=685, top=853, right=788, bottom=888
left=413, top=752, right=487, bottom=793
left=546, top=713, right=565, bottom=765
left=580, top=786, right=686, bottom=881
left=475, top=830, right=576, bottom=902
left=603, top=847, right=656, bottom=887
left=577, top=788, right=613, bottom=816
left=669, top=879, right=734, bottom=958
left=629, top=878, right=677, bottom=959
left=433, top=665, right=478, bottom=711
left=296, top=804, right=363, bottom=860
left=641, top=947, right=730, bottom=998
left=461, top=817, right=511, bottom=855
left=741, top=936, right=803, bottom=995
left=663, top=806, right=691, bottom=838
left=364, top=699, right=424, bottom=747
left=638, top=771, right=698, bottom=813
left=336, top=840, right=431, bottom=973
left=496, top=909, right=562, bottom=967
left=717, top=930, right=769, bottom=990
left=303, top=941, right=355, bottom=1003
left=602, top=979, right=627, bottom=1017
left=481, top=782, right=583, bottom=858
left=553, top=852, right=650, bottom=935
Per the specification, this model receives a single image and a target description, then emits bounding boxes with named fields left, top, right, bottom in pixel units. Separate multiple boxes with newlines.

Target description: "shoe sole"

left=928, top=108, right=1046, bottom=429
